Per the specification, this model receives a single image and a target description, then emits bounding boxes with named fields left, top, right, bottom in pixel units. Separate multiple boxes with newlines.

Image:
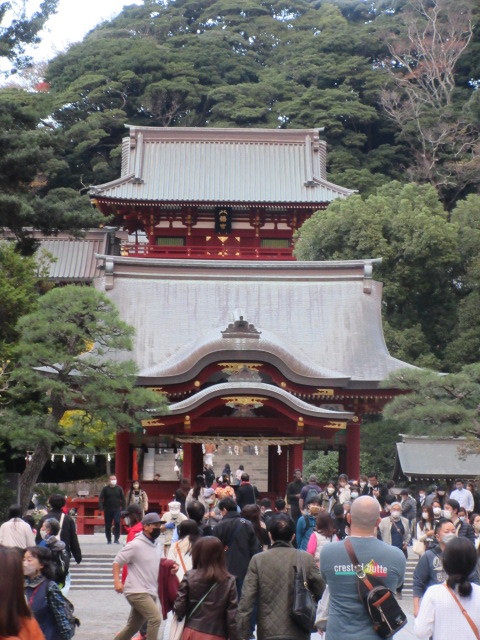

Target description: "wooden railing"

left=120, top=244, right=294, bottom=260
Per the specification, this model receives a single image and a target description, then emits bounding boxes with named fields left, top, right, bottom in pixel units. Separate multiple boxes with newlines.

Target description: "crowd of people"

left=1, top=470, right=480, bottom=640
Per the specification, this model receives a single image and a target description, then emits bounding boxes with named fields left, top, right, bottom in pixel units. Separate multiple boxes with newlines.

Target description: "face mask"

left=433, top=507, right=442, bottom=516
left=23, top=564, right=37, bottom=577
left=459, top=516, right=465, bottom=522
left=40, top=529, right=47, bottom=540
left=351, top=492, right=359, bottom=499
left=441, top=532, right=456, bottom=545
left=339, top=482, right=346, bottom=488
left=110, top=480, right=117, bottom=486
left=437, top=491, right=445, bottom=496
left=391, top=510, right=401, bottom=520
left=419, top=494, right=425, bottom=499
left=309, top=506, right=320, bottom=515
left=149, top=528, right=161, bottom=540
left=133, top=484, right=139, bottom=490
left=442, top=510, right=452, bottom=519
left=422, top=512, right=429, bottom=520
left=474, top=523, right=480, bottom=532
left=360, top=482, right=366, bottom=489
left=124, top=517, right=131, bottom=527
left=327, top=488, right=335, bottom=495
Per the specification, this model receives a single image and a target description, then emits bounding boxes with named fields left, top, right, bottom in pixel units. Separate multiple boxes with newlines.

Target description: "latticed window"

left=155, top=237, right=185, bottom=246
left=260, top=238, right=289, bottom=248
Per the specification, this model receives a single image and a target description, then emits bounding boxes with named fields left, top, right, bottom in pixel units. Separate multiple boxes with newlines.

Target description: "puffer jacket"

left=174, top=570, right=238, bottom=640
left=237, top=540, right=324, bottom=640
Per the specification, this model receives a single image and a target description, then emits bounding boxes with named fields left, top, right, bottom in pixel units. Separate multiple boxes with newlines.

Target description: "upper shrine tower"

left=90, top=126, right=354, bottom=260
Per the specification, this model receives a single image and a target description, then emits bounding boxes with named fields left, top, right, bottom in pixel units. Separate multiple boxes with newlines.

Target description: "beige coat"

left=0, top=517, right=35, bottom=549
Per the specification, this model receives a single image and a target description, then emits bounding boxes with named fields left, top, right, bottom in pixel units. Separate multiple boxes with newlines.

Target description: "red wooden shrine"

left=89, top=127, right=411, bottom=508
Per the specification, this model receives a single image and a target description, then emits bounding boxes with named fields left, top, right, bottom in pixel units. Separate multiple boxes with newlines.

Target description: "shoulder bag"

left=291, top=550, right=317, bottom=632
left=169, top=582, right=217, bottom=640
left=444, top=583, right=480, bottom=639
left=344, top=538, right=406, bottom=638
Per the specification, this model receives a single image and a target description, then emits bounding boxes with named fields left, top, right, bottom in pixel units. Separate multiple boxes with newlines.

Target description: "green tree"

left=294, top=181, right=459, bottom=367
left=383, top=364, right=480, bottom=452
left=0, top=87, right=104, bottom=254
left=42, top=0, right=409, bottom=193
left=0, top=0, right=58, bottom=71
left=1, top=285, right=166, bottom=510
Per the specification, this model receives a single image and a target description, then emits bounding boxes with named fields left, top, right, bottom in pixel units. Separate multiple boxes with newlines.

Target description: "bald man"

left=319, top=496, right=406, bottom=640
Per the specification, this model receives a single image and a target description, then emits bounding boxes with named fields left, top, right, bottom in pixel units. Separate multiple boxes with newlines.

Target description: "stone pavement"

left=70, top=534, right=416, bottom=640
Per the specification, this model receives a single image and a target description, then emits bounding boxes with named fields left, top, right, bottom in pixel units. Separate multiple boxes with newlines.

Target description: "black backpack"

left=304, top=486, right=320, bottom=504
left=344, top=539, right=407, bottom=638
left=50, top=546, right=70, bottom=585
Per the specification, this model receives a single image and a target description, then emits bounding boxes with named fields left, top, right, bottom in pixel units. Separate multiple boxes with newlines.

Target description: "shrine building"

left=89, top=126, right=413, bottom=504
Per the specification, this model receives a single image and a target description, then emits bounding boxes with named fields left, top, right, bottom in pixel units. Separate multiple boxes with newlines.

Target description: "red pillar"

left=288, top=443, right=304, bottom=481
left=182, top=444, right=193, bottom=482
left=338, top=445, right=347, bottom=475
left=268, top=445, right=289, bottom=497
left=346, top=419, right=361, bottom=480
left=132, top=448, right=139, bottom=482
left=115, top=431, right=130, bottom=490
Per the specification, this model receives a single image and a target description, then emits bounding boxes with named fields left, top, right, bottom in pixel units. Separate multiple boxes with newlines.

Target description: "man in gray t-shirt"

left=320, top=496, right=406, bottom=640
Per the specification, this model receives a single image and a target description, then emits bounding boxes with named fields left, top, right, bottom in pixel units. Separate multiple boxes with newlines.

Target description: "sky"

left=30, top=0, right=143, bottom=61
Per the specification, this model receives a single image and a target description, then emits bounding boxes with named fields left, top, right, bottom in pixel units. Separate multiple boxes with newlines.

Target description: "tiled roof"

left=90, top=126, right=354, bottom=204
left=396, top=437, right=480, bottom=478
left=36, top=230, right=109, bottom=282
left=94, top=257, right=415, bottom=387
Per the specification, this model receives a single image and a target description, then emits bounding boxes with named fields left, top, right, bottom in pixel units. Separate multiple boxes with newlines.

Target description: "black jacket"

left=36, top=510, right=82, bottom=564
left=98, top=485, right=125, bottom=512
left=453, top=518, right=476, bottom=544
left=214, top=512, right=259, bottom=580
left=236, top=483, right=259, bottom=509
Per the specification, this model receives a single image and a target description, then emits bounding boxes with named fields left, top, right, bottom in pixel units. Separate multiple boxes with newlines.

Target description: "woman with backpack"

left=0, top=547, right=44, bottom=640
left=23, top=546, right=75, bottom=640
left=306, top=512, right=339, bottom=568
left=38, top=518, right=69, bottom=591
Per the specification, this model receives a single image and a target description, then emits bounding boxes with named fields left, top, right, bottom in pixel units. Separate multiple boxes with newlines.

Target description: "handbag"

left=344, top=539, right=407, bottom=639
left=444, top=584, right=480, bottom=639
left=412, top=538, right=426, bottom=556
left=169, top=582, right=218, bottom=640
left=291, top=551, right=317, bottom=633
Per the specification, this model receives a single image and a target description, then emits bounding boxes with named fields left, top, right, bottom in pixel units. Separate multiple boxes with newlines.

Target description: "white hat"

left=168, top=501, right=181, bottom=514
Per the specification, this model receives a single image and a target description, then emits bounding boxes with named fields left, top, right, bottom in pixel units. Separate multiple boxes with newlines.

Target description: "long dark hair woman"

left=414, top=536, right=480, bottom=640
left=175, top=478, right=192, bottom=515
left=23, top=546, right=74, bottom=640
left=241, top=504, right=269, bottom=551
left=173, top=536, right=238, bottom=640
left=0, top=547, right=44, bottom=640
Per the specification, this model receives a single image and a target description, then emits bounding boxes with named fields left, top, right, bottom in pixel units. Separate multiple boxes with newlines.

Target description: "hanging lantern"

left=202, top=444, right=205, bottom=454
left=254, top=445, right=259, bottom=456
left=51, top=454, right=55, bottom=462
left=71, top=455, right=75, bottom=463
left=107, top=453, right=111, bottom=462
left=277, top=445, right=282, bottom=455
left=228, top=446, right=233, bottom=455
left=86, top=454, right=90, bottom=462
left=62, top=455, right=66, bottom=462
